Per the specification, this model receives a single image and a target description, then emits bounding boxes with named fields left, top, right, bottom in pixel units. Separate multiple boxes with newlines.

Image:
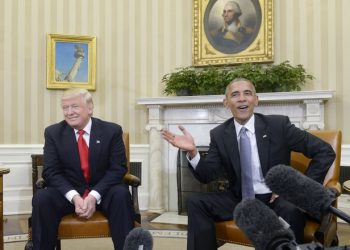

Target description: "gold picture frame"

left=193, top=0, right=273, bottom=66
left=47, top=34, right=96, bottom=90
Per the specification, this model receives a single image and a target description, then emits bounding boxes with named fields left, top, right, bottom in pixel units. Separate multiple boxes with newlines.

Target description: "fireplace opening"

left=177, top=146, right=229, bottom=215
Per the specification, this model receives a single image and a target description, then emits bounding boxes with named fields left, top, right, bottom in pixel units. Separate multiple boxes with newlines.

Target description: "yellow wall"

left=0, top=0, right=349, bottom=144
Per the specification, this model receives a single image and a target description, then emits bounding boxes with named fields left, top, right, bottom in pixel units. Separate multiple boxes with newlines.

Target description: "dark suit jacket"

left=42, top=117, right=127, bottom=198
left=192, top=113, right=336, bottom=199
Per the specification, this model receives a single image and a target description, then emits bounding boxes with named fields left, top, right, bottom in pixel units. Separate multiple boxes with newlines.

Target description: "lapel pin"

left=96, top=140, right=100, bottom=143
left=263, top=135, right=267, bottom=138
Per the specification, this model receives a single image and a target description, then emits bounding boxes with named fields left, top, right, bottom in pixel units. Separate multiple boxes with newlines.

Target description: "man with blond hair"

left=31, top=88, right=134, bottom=250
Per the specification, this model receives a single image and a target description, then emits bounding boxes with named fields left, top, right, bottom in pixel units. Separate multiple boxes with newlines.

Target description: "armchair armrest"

left=314, top=181, right=341, bottom=246
left=35, top=178, right=46, bottom=190
left=325, top=181, right=341, bottom=197
left=36, top=174, right=141, bottom=191
left=35, top=173, right=141, bottom=224
left=123, top=173, right=141, bottom=223
left=35, top=176, right=141, bottom=189
left=123, top=173, right=141, bottom=187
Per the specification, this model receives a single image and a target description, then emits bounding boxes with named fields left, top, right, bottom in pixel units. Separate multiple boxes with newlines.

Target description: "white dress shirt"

left=188, top=115, right=271, bottom=194
left=65, top=118, right=102, bottom=204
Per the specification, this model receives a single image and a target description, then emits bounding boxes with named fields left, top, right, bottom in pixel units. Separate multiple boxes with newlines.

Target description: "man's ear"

left=88, top=105, right=94, bottom=115
left=223, top=98, right=228, bottom=108
left=254, top=95, right=259, bottom=106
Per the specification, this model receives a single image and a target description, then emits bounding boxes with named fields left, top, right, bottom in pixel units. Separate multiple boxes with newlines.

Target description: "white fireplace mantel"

left=137, top=90, right=334, bottom=105
left=137, top=90, right=334, bottom=212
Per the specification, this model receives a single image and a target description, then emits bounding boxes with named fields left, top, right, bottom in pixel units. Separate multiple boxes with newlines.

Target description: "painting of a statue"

left=55, top=43, right=88, bottom=82
left=46, top=34, right=96, bottom=90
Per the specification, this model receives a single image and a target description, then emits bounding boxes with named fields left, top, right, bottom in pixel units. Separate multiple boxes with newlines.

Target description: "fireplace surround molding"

left=137, top=90, right=334, bottom=212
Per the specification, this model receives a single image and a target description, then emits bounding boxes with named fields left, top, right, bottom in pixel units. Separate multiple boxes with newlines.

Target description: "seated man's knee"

left=32, top=189, right=52, bottom=207
left=186, top=193, right=207, bottom=211
left=286, top=205, right=304, bottom=218
left=109, top=184, right=131, bottom=201
left=277, top=201, right=305, bottom=224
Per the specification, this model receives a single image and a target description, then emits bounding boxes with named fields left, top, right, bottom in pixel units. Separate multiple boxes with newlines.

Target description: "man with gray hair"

left=162, top=78, right=335, bottom=250
left=211, top=1, right=251, bottom=51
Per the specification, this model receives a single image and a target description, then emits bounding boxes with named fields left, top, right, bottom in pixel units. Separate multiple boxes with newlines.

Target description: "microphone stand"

left=329, top=206, right=350, bottom=224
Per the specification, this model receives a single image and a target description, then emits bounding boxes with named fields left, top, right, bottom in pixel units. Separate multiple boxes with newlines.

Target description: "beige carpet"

left=5, top=237, right=185, bottom=250
left=5, top=212, right=253, bottom=249
left=4, top=235, right=253, bottom=250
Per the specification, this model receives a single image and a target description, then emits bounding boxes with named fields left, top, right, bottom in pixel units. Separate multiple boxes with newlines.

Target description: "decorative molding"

left=137, top=90, right=334, bottom=106
left=4, top=234, right=28, bottom=243
left=341, top=145, right=350, bottom=167
left=150, top=230, right=187, bottom=238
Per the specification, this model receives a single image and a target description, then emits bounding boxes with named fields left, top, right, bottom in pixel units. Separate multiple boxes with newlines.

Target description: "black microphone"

left=123, top=227, right=153, bottom=250
left=233, top=198, right=297, bottom=250
left=265, top=164, right=350, bottom=224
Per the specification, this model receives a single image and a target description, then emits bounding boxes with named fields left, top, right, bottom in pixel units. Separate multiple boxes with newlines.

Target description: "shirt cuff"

left=65, top=190, right=101, bottom=204
left=89, top=190, right=102, bottom=204
left=65, top=190, right=79, bottom=204
left=186, top=152, right=200, bottom=169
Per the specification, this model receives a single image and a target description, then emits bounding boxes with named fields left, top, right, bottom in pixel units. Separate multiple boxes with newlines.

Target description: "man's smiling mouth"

left=238, top=105, right=248, bottom=110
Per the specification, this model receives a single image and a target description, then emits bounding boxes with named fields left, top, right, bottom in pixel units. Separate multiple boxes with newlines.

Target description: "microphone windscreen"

left=123, top=227, right=153, bottom=250
left=265, top=164, right=335, bottom=219
left=233, top=199, right=295, bottom=250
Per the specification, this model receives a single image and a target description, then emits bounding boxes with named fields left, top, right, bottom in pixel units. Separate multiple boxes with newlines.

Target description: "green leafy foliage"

left=162, top=67, right=199, bottom=96
left=162, top=61, right=314, bottom=96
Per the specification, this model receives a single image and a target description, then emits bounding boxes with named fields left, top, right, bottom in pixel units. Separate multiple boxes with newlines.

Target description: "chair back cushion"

left=290, top=130, right=342, bottom=186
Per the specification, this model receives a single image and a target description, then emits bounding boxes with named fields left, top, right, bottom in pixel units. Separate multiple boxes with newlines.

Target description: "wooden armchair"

left=215, top=130, right=342, bottom=247
left=24, top=133, right=141, bottom=250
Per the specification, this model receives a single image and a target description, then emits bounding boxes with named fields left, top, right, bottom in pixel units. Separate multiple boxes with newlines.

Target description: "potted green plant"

left=262, top=61, right=313, bottom=92
left=162, top=67, right=199, bottom=96
left=196, top=67, right=232, bottom=95
left=162, top=61, right=314, bottom=96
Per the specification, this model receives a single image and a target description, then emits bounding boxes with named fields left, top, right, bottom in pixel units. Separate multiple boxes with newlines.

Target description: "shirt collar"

left=74, top=118, right=92, bottom=135
left=234, top=115, right=255, bottom=137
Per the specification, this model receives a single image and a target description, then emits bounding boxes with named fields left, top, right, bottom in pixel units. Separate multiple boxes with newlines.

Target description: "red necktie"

left=78, top=130, right=90, bottom=198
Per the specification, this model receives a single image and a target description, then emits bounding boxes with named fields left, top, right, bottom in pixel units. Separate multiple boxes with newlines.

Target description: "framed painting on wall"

left=192, top=0, right=273, bottom=66
left=46, top=34, right=96, bottom=90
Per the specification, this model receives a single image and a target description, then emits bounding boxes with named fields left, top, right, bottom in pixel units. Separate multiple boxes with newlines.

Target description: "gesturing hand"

left=161, top=125, right=197, bottom=158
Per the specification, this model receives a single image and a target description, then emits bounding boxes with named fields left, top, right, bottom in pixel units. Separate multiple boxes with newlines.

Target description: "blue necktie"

left=240, top=127, right=255, bottom=199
